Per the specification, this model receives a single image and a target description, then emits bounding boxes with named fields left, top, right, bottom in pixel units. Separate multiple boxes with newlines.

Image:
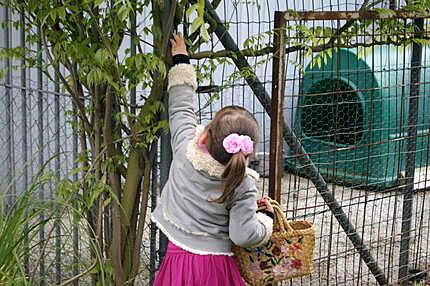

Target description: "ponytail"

left=214, top=152, right=247, bottom=203
left=205, top=106, right=259, bottom=204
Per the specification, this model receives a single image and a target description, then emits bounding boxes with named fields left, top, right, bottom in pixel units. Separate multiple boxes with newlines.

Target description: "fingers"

left=257, top=197, right=274, bottom=207
left=257, top=198, right=270, bottom=207
left=173, top=32, right=183, bottom=40
left=257, top=196, right=276, bottom=215
left=172, top=32, right=183, bottom=44
left=170, top=39, right=176, bottom=47
left=171, top=33, right=184, bottom=54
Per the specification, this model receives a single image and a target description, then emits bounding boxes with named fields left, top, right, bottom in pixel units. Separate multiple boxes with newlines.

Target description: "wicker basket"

left=232, top=199, right=315, bottom=286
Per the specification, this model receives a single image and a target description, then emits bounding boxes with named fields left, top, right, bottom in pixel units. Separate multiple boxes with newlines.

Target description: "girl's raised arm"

left=167, top=33, right=197, bottom=154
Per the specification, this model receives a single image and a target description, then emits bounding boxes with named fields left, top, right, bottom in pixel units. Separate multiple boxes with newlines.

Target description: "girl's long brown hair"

left=205, top=106, right=259, bottom=203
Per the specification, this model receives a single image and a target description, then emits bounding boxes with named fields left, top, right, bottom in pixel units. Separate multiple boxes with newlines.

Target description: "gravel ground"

left=29, top=168, right=429, bottom=285
left=253, top=169, right=430, bottom=285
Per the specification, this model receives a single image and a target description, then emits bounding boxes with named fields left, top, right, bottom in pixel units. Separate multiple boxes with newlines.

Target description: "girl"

left=151, top=33, right=274, bottom=286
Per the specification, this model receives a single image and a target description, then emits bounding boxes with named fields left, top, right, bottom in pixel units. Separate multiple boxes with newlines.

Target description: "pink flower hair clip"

left=222, top=133, right=254, bottom=155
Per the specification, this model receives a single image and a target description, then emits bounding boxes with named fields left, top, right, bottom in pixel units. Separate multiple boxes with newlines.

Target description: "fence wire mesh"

left=0, top=0, right=429, bottom=285
left=275, top=12, right=430, bottom=285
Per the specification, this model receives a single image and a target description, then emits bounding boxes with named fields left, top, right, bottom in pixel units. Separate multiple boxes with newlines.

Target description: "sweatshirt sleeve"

left=228, top=178, right=273, bottom=247
left=167, top=63, right=198, bottom=154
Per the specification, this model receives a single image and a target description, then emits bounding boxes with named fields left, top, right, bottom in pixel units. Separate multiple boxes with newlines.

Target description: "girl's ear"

left=197, top=130, right=209, bottom=146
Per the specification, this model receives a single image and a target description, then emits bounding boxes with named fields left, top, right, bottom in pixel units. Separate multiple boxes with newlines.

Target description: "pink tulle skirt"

left=153, top=241, right=246, bottom=286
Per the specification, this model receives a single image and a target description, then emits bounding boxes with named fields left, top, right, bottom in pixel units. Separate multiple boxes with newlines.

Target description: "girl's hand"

left=170, top=32, right=188, bottom=56
left=257, top=197, right=274, bottom=213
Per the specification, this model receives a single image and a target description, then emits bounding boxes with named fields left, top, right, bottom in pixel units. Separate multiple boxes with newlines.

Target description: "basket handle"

left=258, top=198, right=294, bottom=233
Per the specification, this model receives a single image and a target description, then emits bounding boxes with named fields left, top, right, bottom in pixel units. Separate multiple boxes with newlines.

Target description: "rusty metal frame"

left=269, top=12, right=286, bottom=203
left=270, top=10, right=430, bottom=285
left=268, top=10, right=399, bottom=285
left=283, top=10, right=430, bottom=21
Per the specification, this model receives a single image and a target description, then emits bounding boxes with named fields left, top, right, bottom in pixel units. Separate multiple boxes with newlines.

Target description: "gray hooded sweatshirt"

left=151, top=63, right=273, bottom=256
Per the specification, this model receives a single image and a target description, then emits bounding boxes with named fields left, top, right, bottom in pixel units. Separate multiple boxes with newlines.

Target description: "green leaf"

left=94, top=48, right=112, bottom=66
left=374, top=8, right=396, bottom=18
left=200, top=25, right=209, bottom=42
left=412, top=38, right=430, bottom=45
left=190, top=17, right=204, bottom=34
left=57, top=7, right=66, bottom=20
left=186, top=3, right=199, bottom=18
left=143, top=27, right=152, bottom=35
left=118, top=5, right=130, bottom=22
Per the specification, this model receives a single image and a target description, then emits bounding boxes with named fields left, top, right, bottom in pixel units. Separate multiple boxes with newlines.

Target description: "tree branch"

left=131, top=148, right=152, bottom=279
left=59, top=261, right=97, bottom=286
left=161, top=0, right=178, bottom=59
left=40, top=31, right=93, bottom=139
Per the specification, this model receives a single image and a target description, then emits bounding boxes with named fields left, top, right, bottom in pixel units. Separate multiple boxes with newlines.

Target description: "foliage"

left=189, top=2, right=430, bottom=73
left=1, top=0, right=430, bottom=285
left=0, top=161, right=109, bottom=285
left=0, top=177, right=47, bottom=285
left=0, top=0, right=210, bottom=284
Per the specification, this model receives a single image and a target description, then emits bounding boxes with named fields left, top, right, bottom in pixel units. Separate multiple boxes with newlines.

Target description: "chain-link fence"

left=1, top=0, right=430, bottom=285
left=268, top=10, right=430, bottom=285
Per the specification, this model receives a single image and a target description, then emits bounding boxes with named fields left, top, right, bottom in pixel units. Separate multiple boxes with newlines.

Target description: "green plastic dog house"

left=287, top=46, right=430, bottom=187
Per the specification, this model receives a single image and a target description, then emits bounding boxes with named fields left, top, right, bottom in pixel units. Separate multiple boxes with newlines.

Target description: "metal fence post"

left=54, top=67, right=61, bottom=284
left=150, top=141, right=159, bottom=284
left=20, top=11, right=30, bottom=275
left=72, top=101, right=80, bottom=286
left=130, top=0, right=137, bottom=115
left=37, top=25, right=46, bottom=286
left=398, top=17, right=424, bottom=284
left=4, top=5, right=14, bottom=209
left=157, top=0, right=175, bottom=266
left=269, top=11, right=286, bottom=203
left=158, top=94, right=172, bottom=262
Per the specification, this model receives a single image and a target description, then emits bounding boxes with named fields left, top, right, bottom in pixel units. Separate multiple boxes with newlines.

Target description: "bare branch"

left=59, top=261, right=97, bottom=286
